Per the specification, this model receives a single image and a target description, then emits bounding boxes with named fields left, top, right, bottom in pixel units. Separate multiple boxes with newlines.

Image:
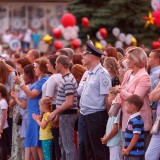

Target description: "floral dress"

left=11, top=77, right=25, bottom=160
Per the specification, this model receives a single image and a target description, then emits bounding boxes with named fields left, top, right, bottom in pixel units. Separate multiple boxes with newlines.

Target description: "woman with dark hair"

left=15, top=57, right=49, bottom=160
left=42, top=54, right=62, bottom=160
left=11, top=57, right=31, bottom=160
left=11, top=64, right=36, bottom=160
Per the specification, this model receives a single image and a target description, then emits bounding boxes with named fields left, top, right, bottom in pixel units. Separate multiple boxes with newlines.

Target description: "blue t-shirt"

left=124, top=112, right=144, bottom=156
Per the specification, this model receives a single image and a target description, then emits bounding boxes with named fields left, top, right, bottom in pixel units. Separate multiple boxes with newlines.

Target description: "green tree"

left=68, top=0, right=160, bottom=48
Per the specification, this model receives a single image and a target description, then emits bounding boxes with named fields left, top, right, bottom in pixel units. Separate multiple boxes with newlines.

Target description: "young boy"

left=122, top=94, right=144, bottom=160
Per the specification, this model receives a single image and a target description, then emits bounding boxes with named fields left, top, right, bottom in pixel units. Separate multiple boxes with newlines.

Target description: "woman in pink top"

left=111, top=47, right=152, bottom=146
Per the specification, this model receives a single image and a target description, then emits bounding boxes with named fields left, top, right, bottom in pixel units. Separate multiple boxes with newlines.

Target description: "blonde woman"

left=111, top=47, right=152, bottom=150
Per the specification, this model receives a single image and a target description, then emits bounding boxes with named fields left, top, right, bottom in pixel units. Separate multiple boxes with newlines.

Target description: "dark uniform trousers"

left=83, top=110, right=109, bottom=160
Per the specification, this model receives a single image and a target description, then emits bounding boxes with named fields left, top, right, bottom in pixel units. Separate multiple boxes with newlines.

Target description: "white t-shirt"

left=42, top=73, right=62, bottom=105
left=0, top=99, right=8, bottom=129
left=23, top=29, right=32, bottom=43
left=2, top=33, right=12, bottom=44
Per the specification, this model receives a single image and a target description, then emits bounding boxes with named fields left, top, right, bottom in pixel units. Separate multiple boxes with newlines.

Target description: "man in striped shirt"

left=123, top=95, right=144, bottom=160
left=49, top=55, right=78, bottom=160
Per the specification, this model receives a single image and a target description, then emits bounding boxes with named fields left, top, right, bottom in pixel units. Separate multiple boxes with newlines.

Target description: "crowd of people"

left=0, top=36, right=160, bottom=160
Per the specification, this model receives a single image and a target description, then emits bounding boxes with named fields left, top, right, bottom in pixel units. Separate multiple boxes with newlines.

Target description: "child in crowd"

left=122, top=94, right=144, bottom=160
left=0, top=83, right=9, bottom=160
left=101, top=91, right=122, bottom=160
left=32, top=97, right=53, bottom=160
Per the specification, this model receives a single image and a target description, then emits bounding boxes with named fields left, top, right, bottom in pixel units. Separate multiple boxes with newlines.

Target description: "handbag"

left=150, top=116, right=160, bottom=135
left=108, top=96, right=121, bottom=117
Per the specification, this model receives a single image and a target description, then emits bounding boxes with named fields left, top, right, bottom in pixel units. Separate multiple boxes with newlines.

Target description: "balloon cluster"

left=112, top=27, right=135, bottom=48
left=43, top=13, right=82, bottom=50
left=96, top=28, right=108, bottom=49
left=152, top=38, right=160, bottom=49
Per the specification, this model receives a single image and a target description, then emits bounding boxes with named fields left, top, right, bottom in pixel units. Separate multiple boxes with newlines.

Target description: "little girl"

left=0, top=83, right=9, bottom=160
left=32, top=97, right=53, bottom=160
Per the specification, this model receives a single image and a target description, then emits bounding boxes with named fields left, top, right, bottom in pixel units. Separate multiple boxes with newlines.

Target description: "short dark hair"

left=56, top=55, right=70, bottom=69
left=57, top=49, right=68, bottom=57
left=125, top=94, right=143, bottom=111
left=152, top=49, right=160, bottom=59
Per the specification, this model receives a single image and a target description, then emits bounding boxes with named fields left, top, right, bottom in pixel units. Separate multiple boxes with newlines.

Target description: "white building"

left=0, top=0, right=68, bottom=33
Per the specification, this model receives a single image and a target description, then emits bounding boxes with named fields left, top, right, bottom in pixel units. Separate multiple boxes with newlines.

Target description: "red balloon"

left=61, top=13, right=76, bottom=28
left=71, top=39, right=80, bottom=49
left=82, top=17, right=89, bottom=29
left=54, top=41, right=63, bottom=50
left=52, top=29, right=62, bottom=39
left=152, top=41, right=160, bottom=49
left=99, top=28, right=107, bottom=39
left=152, top=10, right=160, bottom=27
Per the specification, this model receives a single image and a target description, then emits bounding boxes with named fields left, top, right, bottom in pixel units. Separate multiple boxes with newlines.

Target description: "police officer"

left=78, top=42, right=112, bottom=160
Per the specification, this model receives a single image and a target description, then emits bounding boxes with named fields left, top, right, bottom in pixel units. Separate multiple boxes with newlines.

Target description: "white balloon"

left=74, top=26, right=80, bottom=33
left=62, top=26, right=78, bottom=41
left=125, top=34, right=133, bottom=45
left=63, top=31, right=71, bottom=41
left=119, top=33, right=126, bottom=42
left=115, top=41, right=123, bottom=48
left=70, top=31, right=78, bottom=40
left=96, top=31, right=103, bottom=40
left=66, top=26, right=73, bottom=33
left=112, top=27, right=120, bottom=37
left=100, top=40, right=107, bottom=49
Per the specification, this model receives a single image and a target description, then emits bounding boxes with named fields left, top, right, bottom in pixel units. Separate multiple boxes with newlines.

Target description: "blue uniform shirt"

left=78, top=63, right=111, bottom=115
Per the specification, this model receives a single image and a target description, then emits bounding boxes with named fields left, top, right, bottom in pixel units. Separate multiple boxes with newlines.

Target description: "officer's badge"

left=102, top=79, right=109, bottom=86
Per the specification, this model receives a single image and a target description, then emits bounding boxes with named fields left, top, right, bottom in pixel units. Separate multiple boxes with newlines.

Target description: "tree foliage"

left=68, top=0, right=160, bottom=48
